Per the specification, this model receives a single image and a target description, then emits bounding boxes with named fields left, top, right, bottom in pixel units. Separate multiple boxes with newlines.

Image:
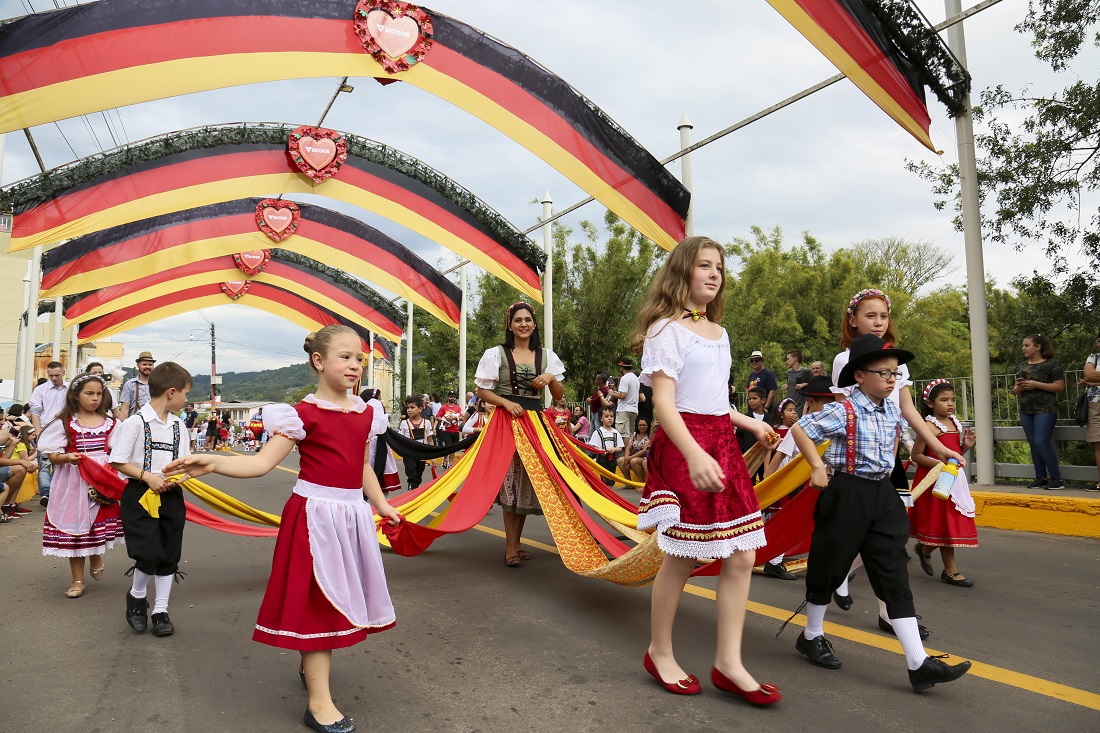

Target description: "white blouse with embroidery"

left=640, top=319, right=731, bottom=416
left=473, top=347, right=566, bottom=391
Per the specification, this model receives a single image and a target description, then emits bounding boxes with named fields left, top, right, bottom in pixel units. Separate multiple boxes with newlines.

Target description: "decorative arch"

left=41, top=198, right=462, bottom=327
left=5, top=125, right=544, bottom=300
left=0, top=0, right=689, bottom=247
left=78, top=281, right=386, bottom=345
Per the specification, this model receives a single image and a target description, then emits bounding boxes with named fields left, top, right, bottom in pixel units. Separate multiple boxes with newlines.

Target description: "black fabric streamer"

left=385, top=428, right=476, bottom=460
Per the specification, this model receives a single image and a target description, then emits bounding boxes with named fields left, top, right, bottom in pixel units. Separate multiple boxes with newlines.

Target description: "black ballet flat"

left=304, top=707, right=356, bottom=733
left=299, top=667, right=307, bottom=689
left=833, top=591, right=853, bottom=611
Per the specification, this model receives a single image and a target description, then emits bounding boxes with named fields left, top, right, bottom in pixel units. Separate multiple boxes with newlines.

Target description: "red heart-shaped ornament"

left=298, top=137, right=337, bottom=170
left=287, top=126, right=347, bottom=181
left=255, top=199, right=301, bottom=242
left=221, top=281, right=251, bottom=300
left=233, top=249, right=271, bottom=277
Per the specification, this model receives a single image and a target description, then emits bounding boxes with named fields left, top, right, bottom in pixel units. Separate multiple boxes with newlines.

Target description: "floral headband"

left=922, top=378, right=952, bottom=401
left=70, top=373, right=106, bottom=390
left=847, top=288, right=891, bottom=315
left=777, top=398, right=795, bottom=413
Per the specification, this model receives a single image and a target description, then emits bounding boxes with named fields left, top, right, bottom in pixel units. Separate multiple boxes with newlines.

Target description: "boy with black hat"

left=788, top=334, right=971, bottom=692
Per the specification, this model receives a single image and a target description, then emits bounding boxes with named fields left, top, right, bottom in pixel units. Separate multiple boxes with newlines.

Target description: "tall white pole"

left=540, top=192, right=554, bottom=407
left=405, top=300, right=413, bottom=398
left=368, top=331, right=375, bottom=388
left=22, top=246, right=42, bottom=398
left=677, top=113, right=695, bottom=237
left=945, top=0, right=994, bottom=485
left=52, top=296, right=63, bottom=368
left=458, top=264, right=467, bottom=398
left=15, top=260, right=30, bottom=393
left=394, top=340, right=402, bottom=401
left=68, top=320, right=79, bottom=380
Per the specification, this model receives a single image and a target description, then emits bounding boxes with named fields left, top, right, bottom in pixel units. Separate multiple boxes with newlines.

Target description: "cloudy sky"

left=1, top=0, right=1091, bottom=375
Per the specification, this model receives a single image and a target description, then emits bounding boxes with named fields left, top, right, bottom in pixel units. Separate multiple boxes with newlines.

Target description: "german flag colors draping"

left=11, top=141, right=542, bottom=300
left=64, top=256, right=404, bottom=341
left=42, top=199, right=461, bottom=328
left=765, top=0, right=935, bottom=150
left=0, top=0, right=688, bottom=248
left=76, top=281, right=382, bottom=345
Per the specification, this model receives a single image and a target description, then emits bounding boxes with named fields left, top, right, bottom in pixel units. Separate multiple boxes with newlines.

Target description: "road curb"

left=971, top=491, right=1100, bottom=538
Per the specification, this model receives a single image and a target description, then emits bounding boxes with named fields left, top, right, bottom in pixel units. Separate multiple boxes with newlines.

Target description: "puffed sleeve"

left=640, top=319, right=683, bottom=385
left=830, top=350, right=854, bottom=397
left=367, top=399, right=388, bottom=439
left=37, top=418, right=68, bottom=454
left=544, top=349, right=566, bottom=383
left=262, top=403, right=306, bottom=442
left=474, top=347, right=501, bottom=391
left=895, top=362, right=913, bottom=393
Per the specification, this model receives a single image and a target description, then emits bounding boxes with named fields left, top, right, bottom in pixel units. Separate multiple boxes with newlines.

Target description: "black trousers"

left=120, top=479, right=186, bottom=576
left=404, top=458, right=426, bottom=489
left=804, top=473, right=915, bottom=618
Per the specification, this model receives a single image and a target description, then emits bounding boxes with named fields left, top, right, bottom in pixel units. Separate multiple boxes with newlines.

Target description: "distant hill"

left=185, top=362, right=316, bottom=403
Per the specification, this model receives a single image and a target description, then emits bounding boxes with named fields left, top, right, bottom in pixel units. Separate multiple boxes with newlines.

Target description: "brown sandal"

left=516, top=549, right=533, bottom=561
left=505, top=554, right=522, bottom=567
left=65, top=580, right=85, bottom=598
left=90, top=564, right=105, bottom=581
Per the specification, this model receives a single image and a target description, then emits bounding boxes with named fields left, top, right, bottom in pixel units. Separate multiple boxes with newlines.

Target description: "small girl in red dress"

left=910, top=379, right=978, bottom=587
left=632, top=236, right=781, bottom=706
left=166, top=325, right=401, bottom=733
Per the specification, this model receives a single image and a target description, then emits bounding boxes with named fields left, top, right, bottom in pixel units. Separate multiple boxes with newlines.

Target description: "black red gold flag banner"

left=7, top=126, right=539, bottom=301
left=77, top=281, right=380, bottom=345
left=0, top=0, right=689, bottom=248
left=63, top=254, right=405, bottom=342
left=40, top=198, right=463, bottom=327
left=765, top=0, right=958, bottom=151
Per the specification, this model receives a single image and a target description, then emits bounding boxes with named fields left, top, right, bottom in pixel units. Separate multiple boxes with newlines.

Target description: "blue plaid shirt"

left=796, top=388, right=907, bottom=480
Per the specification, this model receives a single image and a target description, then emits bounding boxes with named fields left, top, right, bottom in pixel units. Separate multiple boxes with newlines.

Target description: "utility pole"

left=677, top=113, right=695, bottom=236
left=209, top=323, right=218, bottom=410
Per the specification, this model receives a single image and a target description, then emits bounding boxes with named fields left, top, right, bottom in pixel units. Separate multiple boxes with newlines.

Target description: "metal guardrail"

left=911, top=371, right=1087, bottom=426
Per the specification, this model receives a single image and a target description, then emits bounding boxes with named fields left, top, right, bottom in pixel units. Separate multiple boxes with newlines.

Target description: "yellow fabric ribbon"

left=138, top=489, right=161, bottom=518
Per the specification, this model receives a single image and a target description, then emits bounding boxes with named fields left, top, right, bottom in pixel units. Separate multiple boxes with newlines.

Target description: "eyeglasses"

left=749, top=358, right=763, bottom=363
left=864, top=369, right=903, bottom=380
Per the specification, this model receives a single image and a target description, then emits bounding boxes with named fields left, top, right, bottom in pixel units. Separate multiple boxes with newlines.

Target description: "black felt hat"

left=803, top=375, right=836, bottom=397
left=837, top=334, right=914, bottom=388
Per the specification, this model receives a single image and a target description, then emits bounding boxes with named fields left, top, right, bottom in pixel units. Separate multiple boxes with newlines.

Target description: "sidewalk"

left=967, top=482, right=1100, bottom=538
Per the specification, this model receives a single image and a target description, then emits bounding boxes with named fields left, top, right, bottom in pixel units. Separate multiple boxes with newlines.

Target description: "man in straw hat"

left=119, top=352, right=157, bottom=420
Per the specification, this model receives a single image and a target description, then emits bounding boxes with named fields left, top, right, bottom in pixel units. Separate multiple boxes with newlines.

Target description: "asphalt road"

left=2, top=451, right=1097, bottom=733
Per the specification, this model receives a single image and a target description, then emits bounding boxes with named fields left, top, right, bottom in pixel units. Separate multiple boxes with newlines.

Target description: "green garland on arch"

left=5, top=123, right=545, bottom=270
left=863, top=0, right=970, bottom=117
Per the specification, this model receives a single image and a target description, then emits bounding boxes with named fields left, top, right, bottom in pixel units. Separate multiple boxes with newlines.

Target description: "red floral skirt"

left=638, top=413, right=765, bottom=558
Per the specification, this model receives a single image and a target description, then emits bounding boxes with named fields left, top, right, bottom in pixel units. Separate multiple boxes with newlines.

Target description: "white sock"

left=772, top=553, right=785, bottom=564
left=849, top=554, right=864, bottom=575
left=878, top=598, right=890, bottom=622
left=130, top=569, right=152, bottom=599
left=152, top=574, right=173, bottom=614
left=835, top=575, right=850, bottom=597
left=890, top=616, right=929, bottom=670
left=803, top=602, right=828, bottom=639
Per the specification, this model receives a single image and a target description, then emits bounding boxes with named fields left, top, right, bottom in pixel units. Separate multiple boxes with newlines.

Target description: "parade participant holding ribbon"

left=632, top=236, right=781, bottom=706
left=474, top=302, right=566, bottom=568
left=166, top=325, right=400, bottom=733
left=109, top=362, right=192, bottom=637
left=911, top=379, right=978, bottom=587
left=39, top=373, right=124, bottom=598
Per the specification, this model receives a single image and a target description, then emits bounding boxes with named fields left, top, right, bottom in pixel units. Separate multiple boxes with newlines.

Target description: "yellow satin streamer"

left=568, top=445, right=646, bottom=488
left=138, top=489, right=161, bottom=518
left=180, top=478, right=281, bottom=525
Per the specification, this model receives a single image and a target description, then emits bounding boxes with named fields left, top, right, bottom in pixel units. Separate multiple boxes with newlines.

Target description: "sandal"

left=914, top=543, right=934, bottom=577
left=516, top=549, right=533, bottom=561
left=0, top=513, right=10, bottom=523
left=505, top=554, right=522, bottom=568
left=65, top=580, right=85, bottom=598
left=90, top=564, right=105, bottom=581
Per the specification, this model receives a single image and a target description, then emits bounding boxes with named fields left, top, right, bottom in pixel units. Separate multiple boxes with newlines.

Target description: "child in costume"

left=588, top=407, right=624, bottom=486
left=166, top=326, right=400, bottom=733
left=109, top=362, right=192, bottom=637
left=362, top=388, right=401, bottom=494
left=911, top=379, right=978, bottom=586
left=634, top=236, right=782, bottom=706
left=397, top=394, right=434, bottom=490
left=39, top=374, right=125, bottom=598
left=790, top=334, right=971, bottom=692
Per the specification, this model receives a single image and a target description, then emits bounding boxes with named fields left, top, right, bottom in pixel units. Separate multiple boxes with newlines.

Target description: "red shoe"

left=643, top=651, right=701, bottom=695
left=14, top=507, right=32, bottom=515
left=711, top=667, right=782, bottom=706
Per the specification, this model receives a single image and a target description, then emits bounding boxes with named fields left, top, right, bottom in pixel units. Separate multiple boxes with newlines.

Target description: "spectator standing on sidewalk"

left=784, top=349, right=813, bottom=415
left=118, top=352, right=156, bottom=420
left=29, top=361, right=68, bottom=506
left=1012, top=334, right=1065, bottom=489
left=610, top=357, right=640, bottom=438
left=747, top=350, right=778, bottom=410
left=1081, top=333, right=1100, bottom=492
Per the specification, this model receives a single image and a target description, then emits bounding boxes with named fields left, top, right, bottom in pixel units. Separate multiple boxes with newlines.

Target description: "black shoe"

left=878, top=615, right=930, bottom=640
left=913, top=543, right=935, bottom=576
left=125, top=592, right=149, bottom=633
left=151, top=612, right=174, bottom=637
left=762, top=561, right=798, bottom=580
left=909, top=655, right=971, bottom=692
left=941, top=571, right=974, bottom=587
left=304, top=707, right=356, bottom=733
left=1026, top=479, right=1047, bottom=489
left=39, top=496, right=48, bottom=507
left=833, top=591, right=853, bottom=611
left=795, top=633, right=842, bottom=669
left=1044, top=480, right=1065, bottom=490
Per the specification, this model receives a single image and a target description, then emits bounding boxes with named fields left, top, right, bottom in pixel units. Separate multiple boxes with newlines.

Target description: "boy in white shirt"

left=587, top=407, right=624, bottom=486
left=109, top=362, right=192, bottom=638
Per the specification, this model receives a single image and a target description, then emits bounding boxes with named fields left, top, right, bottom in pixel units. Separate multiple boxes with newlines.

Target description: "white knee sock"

left=152, top=574, right=173, bottom=614
left=804, top=602, right=828, bottom=639
left=877, top=598, right=890, bottom=621
left=889, top=616, right=929, bottom=670
left=130, top=569, right=152, bottom=599
left=835, top=575, right=850, bottom=597
left=772, top=553, right=785, bottom=564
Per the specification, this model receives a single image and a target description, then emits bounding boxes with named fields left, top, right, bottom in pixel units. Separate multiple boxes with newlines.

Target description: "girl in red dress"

left=167, top=325, right=401, bottom=733
left=910, top=379, right=978, bottom=587
left=631, top=236, right=781, bottom=706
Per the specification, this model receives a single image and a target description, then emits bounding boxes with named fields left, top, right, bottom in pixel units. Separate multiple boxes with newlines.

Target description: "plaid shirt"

left=796, top=388, right=907, bottom=480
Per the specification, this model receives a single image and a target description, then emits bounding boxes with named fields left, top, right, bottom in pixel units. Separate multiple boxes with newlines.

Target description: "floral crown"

left=70, top=373, right=106, bottom=390
left=847, top=288, right=891, bottom=315
left=922, top=378, right=952, bottom=401
left=777, top=398, right=795, bottom=413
